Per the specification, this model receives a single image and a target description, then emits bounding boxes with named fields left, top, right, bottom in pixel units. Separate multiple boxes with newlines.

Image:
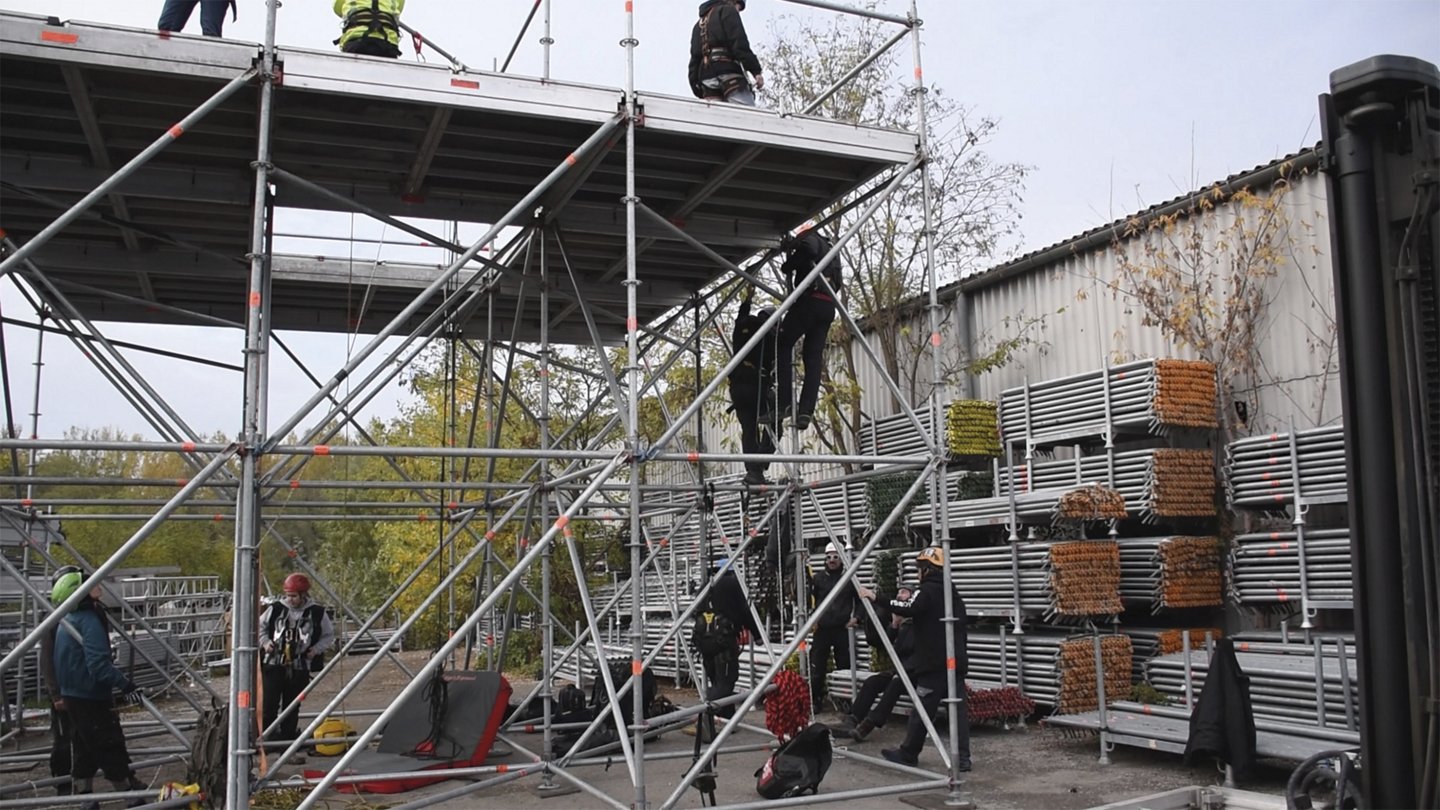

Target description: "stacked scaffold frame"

left=1117, top=536, right=1225, bottom=613
left=999, top=358, right=1218, bottom=447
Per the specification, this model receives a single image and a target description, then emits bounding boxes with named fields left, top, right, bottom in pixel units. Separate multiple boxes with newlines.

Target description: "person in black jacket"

left=776, top=229, right=841, bottom=431
left=729, top=294, right=777, bottom=485
left=834, top=586, right=913, bottom=742
left=688, top=0, right=764, bottom=105
left=694, top=559, right=763, bottom=719
left=807, top=541, right=859, bottom=707
left=872, top=547, right=971, bottom=770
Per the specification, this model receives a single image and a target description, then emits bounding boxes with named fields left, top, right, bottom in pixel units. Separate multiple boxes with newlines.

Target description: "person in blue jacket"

left=51, top=570, right=147, bottom=808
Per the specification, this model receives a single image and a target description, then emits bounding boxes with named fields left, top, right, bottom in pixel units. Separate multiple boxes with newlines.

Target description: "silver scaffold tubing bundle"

left=1225, top=424, right=1349, bottom=507
left=858, top=409, right=942, bottom=458
left=950, top=542, right=1122, bottom=619
left=966, top=628, right=1132, bottom=714
left=998, top=358, right=1218, bottom=446
left=1116, top=536, right=1224, bottom=612
left=1145, top=648, right=1359, bottom=729
left=1229, top=529, right=1355, bottom=606
left=913, top=447, right=1217, bottom=527
left=1119, top=627, right=1223, bottom=682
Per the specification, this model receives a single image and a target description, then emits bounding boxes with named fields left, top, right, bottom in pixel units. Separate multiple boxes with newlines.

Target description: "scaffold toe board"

left=0, top=12, right=915, bottom=341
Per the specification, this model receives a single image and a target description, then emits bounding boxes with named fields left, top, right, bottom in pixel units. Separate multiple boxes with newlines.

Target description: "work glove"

left=119, top=687, right=144, bottom=707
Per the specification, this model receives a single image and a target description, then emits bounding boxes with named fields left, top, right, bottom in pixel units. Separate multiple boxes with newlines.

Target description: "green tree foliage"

left=28, top=427, right=241, bottom=582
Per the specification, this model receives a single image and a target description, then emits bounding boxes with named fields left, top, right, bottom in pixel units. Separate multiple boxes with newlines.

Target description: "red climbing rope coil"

left=764, top=670, right=811, bottom=743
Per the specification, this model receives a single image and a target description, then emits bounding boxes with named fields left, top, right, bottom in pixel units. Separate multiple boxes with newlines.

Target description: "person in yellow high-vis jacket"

left=333, top=0, right=405, bottom=59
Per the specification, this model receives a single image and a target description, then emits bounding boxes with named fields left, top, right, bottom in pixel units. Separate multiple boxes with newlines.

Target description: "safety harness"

left=697, top=6, right=732, bottom=68
left=697, top=3, right=748, bottom=100
left=337, top=0, right=398, bottom=43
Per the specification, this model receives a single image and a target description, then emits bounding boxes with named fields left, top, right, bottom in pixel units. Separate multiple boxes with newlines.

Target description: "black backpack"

left=754, top=723, right=833, bottom=799
left=590, top=658, right=657, bottom=729
left=691, top=607, right=737, bottom=658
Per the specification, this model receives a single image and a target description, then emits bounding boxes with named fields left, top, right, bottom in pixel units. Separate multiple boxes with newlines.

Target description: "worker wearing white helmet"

left=807, top=540, right=860, bottom=708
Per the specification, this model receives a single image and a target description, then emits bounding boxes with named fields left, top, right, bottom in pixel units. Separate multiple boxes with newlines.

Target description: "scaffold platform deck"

left=0, top=11, right=915, bottom=342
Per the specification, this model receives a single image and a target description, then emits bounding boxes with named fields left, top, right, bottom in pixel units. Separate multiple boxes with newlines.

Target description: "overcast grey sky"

left=1, top=0, right=1437, bottom=440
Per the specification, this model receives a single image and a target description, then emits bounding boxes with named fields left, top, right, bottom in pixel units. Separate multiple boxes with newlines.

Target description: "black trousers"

left=852, top=670, right=909, bottom=727
left=729, top=376, right=774, bottom=476
left=262, top=666, right=310, bottom=743
left=702, top=646, right=740, bottom=719
left=50, top=705, right=73, bottom=793
left=898, top=669, right=970, bottom=763
left=809, top=624, right=850, bottom=703
left=66, top=697, right=134, bottom=783
left=342, top=36, right=400, bottom=58
left=777, top=295, right=836, bottom=421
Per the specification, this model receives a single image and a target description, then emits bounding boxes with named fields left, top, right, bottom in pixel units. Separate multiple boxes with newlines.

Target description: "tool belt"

left=704, top=46, right=733, bottom=65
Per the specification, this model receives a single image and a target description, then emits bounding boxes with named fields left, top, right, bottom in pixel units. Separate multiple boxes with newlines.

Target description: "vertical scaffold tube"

left=910, top=3, right=971, bottom=804
left=228, top=1, right=280, bottom=804
left=621, top=2, right=647, bottom=806
left=538, top=226, right=559, bottom=790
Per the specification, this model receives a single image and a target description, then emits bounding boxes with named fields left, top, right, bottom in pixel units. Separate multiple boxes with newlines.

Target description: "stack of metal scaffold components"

left=1229, top=529, right=1353, bottom=607
left=1117, top=536, right=1225, bottom=612
left=966, top=629, right=1133, bottom=714
left=990, top=448, right=1218, bottom=524
left=951, top=541, right=1123, bottom=619
left=1119, top=627, right=1222, bottom=682
left=1225, top=423, right=1354, bottom=614
left=1146, top=632, right=1359, bottom=732
left=999, top=358, right=1218, bottom=445
left=1225, top=424, right=1348, bottom=507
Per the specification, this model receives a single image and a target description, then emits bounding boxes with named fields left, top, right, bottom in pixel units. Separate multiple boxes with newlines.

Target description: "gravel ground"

left=1, top=650, right=1295, bottom=809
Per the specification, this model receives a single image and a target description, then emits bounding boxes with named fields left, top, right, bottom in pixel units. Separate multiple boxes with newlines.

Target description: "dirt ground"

left=2, top=650, right=1295, bottom=809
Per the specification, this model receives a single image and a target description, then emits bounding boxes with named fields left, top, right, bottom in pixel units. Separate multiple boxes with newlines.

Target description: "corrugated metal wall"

left=853, top=169, right=1342, bottom=435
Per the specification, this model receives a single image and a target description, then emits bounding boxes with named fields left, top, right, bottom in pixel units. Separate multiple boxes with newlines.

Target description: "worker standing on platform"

left=729, top=293, right=778, bottom=486
left=157, top=0, right=234, bottom=38
left=259, top=573, right=335, bottom=760
left=334, top=0, right=405, bottom=59
left=873, top=546, right=971, bottom=771
left=688, top=0, right=765, bottom=105
left=807, top=541, right=859, bottom=709
left=776, top=228, right=841, bottom=431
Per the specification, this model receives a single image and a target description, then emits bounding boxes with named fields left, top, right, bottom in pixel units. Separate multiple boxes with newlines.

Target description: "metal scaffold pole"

left=621, top=1, right=647, bottom=804
left=911, top=1, right=971, bottom=803
left=227, top=0, right=281, bottom=803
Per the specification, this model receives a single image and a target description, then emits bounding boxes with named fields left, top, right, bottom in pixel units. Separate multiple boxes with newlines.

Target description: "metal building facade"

left=852, top=153, right=1343, bottom=436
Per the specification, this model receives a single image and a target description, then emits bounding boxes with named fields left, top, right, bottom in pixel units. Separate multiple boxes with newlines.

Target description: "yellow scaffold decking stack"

left=946, top=399, right=1002, bottom=457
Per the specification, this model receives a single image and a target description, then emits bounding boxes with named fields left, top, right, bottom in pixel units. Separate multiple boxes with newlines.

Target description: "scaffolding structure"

left=0, top=1, right=977, bottom=807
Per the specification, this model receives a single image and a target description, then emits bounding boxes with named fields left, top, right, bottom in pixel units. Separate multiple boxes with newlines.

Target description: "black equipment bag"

left=590, top=658, right=657, bottom=729
left=754, top=722, right=833, bottom=799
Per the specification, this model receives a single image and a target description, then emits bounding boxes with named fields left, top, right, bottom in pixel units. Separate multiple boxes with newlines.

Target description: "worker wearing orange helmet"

left=259, top=573, right=335, bottom=756
left=860, top=546, right=970, bottom=770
